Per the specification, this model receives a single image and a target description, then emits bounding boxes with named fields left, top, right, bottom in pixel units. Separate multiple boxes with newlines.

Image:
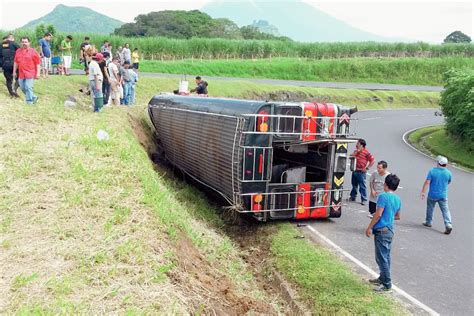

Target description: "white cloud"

left=1, top=0, right=472, bottom=43
left=305, top=1, right=473, bottom=42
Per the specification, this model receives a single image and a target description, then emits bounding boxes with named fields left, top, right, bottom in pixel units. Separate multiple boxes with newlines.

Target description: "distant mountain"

left=202, top=0, right=396, bottom=42
left=21, top=4, right=124, bottom=34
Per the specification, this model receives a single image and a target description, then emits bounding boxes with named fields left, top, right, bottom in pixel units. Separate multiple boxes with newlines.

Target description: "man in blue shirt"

left=38, top=33, right=52, bottom=79
left=421, top=156, right=453, bottom=234
left=365, top=174, right=401, bottom=292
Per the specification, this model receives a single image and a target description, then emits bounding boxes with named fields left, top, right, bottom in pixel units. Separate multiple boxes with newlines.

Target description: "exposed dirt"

left=172, top=233, right=275, bottom=315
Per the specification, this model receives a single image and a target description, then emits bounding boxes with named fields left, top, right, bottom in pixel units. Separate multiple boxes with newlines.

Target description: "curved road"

left=302, top=109, right=473, bottom=315
left=70, top=69, right=442, bottom=92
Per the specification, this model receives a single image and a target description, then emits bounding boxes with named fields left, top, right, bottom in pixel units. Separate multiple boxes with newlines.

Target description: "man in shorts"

left=60, top=35, right=73, bottom=75
left=38, top=33, right=52, bottom=78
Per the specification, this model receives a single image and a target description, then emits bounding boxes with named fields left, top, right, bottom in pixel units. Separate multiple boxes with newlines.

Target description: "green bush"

left=440, top=69, right=474, bottom=146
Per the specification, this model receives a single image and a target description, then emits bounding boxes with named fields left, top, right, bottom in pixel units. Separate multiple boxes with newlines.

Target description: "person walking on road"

left=368, top=161, right=390, bottom=218
left=0, top=34, right=20, bottom=98
left=13, top=37, right=40, bottom=104
left=349, top=139, right=375, bottom=205
left=365, top=174, right=401, bottom=293
left=421, top=156, right=453, bottom=234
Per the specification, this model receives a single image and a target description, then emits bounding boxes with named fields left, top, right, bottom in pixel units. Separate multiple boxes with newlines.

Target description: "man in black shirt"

left=99, top=51, right=111, bottom=105
left=0, top=34, right=20, bottom=97
left=190, top=76, right=208, bottom=95
left=79, top=36, right=91, bottom=74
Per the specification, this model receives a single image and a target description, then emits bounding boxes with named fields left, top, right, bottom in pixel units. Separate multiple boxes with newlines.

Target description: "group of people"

left=1, top=33, right=211, bottom=108
left=349, top=138, right=453, bottom=293
left=80, top=37, right=140, bottom=111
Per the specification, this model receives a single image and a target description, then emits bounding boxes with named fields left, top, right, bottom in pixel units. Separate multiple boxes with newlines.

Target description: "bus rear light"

left=252, top=194, right=263, bottom=212
left=257, top=110, right=269, bottom=132
left=297, top=205, right=305, bottom=214
left=254, top=194, right=263, bottom=203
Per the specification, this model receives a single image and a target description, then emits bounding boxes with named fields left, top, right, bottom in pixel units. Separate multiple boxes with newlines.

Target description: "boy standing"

left=365, top=174, right=401, bottom=293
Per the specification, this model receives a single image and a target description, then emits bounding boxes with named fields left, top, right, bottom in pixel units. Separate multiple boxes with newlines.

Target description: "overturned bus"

left=148, top=94, right=358, bottom=221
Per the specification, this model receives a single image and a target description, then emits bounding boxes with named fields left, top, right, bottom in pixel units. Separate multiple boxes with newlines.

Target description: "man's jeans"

left=130, top=84, right=136, bottom=105
left=374, top=227, right=394, bottom=289
left=18, top=78, right=35, bottom=104
left=102, top=80, right=110, bottom=105
left=89, top=80, right=103, bottom=112
left=426, top=197, right=452, bottom=228
left=123, top=81, right=132, bottom=105
left=350, top=171, right=367, bottom=201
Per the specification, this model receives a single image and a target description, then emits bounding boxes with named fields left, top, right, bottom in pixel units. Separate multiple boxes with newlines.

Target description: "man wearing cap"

left=38, top=33, right=52, bottom=79
left=420, top=156, right=453, bottom=234
left=88, top=53, right=104, bottom=112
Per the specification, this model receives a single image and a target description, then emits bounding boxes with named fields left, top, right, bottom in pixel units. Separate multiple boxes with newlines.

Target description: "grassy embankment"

left=71, top=57, right=474, bottom=86
left=0, top=75, right=422, bottom=313
left=137, top=57, right=474, bottom=86
left=408, top=126, right=474, bottom=171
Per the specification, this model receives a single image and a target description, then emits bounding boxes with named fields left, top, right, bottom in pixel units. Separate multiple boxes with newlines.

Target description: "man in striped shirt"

left=350, top=139, right=375, bottom=205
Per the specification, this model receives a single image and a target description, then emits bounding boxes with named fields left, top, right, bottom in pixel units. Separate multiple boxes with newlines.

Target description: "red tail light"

left=257, top=110, right=269, bottom=132
left=252, top=194, right=263, bottom=211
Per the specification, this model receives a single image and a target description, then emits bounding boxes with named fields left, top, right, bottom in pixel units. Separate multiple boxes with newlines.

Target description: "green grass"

left=271, top=224, right=405, bottom=314
left=136, top=57, right=473, bottom=86
left=0, top=76, right=276, bottom=313
left=409, top=126, right=474, bottom=170
left=11, top=273, right=39, bottom=291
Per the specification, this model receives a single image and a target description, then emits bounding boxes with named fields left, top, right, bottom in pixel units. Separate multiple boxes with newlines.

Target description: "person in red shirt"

left=349, top=139, right=375, bottom=205
left=13, top=37, right=40, bottom=104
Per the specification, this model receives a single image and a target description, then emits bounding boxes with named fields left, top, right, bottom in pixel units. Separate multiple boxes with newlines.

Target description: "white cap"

left=437, top=156, right=448, bottom=166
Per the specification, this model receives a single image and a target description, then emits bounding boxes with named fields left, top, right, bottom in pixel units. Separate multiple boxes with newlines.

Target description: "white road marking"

left=402, top=125, right=472, bottom=174
left=360, top=117, right=382, bottom=121
left=305, top=225, right=439, bottom=316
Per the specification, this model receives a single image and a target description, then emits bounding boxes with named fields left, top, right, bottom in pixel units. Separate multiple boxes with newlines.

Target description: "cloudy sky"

left=0, top=0, right=472, bottom=43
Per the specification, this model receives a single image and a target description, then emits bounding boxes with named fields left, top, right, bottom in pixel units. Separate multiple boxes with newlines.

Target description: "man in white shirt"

left=107, top=56, right=122, bottom=106
left=88, top=53, right=104, bottom=112
left=122, top=43, right=131, bottom=64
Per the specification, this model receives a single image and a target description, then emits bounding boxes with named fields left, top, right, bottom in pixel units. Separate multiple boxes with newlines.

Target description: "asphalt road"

left=70, top=69, right=442, bottom=92
left=303, top=109, right=473, bottom=315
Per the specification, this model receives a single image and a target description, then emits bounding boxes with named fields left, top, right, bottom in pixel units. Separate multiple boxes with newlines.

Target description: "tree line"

left=113, top=10, right=290, bottom=41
